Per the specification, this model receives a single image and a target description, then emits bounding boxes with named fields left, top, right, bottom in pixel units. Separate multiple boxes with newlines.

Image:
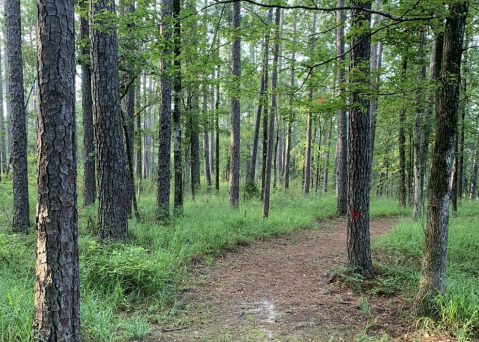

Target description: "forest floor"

left=148, top=217, right=457, bottom=342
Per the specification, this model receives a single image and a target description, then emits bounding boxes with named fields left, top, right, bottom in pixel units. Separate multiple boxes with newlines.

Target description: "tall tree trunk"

left=157, top=0, right=173, bottom=221
left=209, top=85, right=215, bottom=177
left=413, top=1, right=468, bottom=315
left=284, top=15, right=296, bottom=190
left=413, top=30, right=427, bottom=219
left=369, top=0, right=381, bottom=167
left=398, top=58, right=407, bottom=207
left=0, top=43, right=5, bottom=175
left=173, top=0, right=183, bottom=215
left=229, top=0, right=241, bottom=208
left=469, top=139, right=479, bottom=200
left=203, top=86, right=212, bottom=187
left=5, top=0, right=30, bottom=232
left=191, top=94, right=201, bottom=193
left=347, top=0, right=373, bottom=279
left=80, top=1, right=96, bottom=207
left=458, top=47, right=467, bottom=200
left=304, top=13, right=317, bottom=195
left=451, top=139, right=458, bottom=212
left=262, top=7, right=280, bottom=219
left=32, top=1, right=80, bottom=339
left=215, top=65, right=220, bottom=191
left=323, top=118, right=333, bottom=194
left=250, top=9, right=273, bottom=183
left=4, top=49, right=12, bottom=159
left=135, top=81, right=142, bottom=181
left=91, top=0, right=129, bottom=240
left=143, top=76, right=152, bottom=179
left=336, top=0, right=347, bottom=215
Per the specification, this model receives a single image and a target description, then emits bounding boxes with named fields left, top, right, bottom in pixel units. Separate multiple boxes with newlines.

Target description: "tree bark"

left=203, top=86, right=212, bottom=187
left=413, top=0, right=468, bottom=315
left=229, top=0, right=241, bottom=208
left=32, top=1, right=80, bottom=339
left=347, top=0, right=373, bottom=279
left=173, top=0, right=183, bottom=215
left=262, top=7, right=280, bottom=219
left=304, top=13, right=317, bottom=195
left=336, top=0, right=347, bottom=215
left=143, top=75, right=152, bottom=179
left=157, top=0, right=173, bottom=221
left=323, top=118, right=333, bottom=195
left=215, top=64, right=220, bottom=191
left=91, top=0, right=129, bottom=240
left=80, top=0, right=96, bottom=207
left=0, top=43, right=5, bottom=175
left=5, top=0, right=30, bottom=232
left=398, top=58, right=407, bottom=207
left=469, top=139, right=479, bottom=200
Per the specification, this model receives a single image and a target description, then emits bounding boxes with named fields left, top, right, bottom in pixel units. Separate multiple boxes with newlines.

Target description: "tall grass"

left=0, top=179, right=411, bottom=341
left=374, top=201, right=479, bottom=339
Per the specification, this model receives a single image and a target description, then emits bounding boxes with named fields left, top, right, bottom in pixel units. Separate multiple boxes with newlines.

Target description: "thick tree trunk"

left=262, top=7, right=280, bottom=219
left=250, top=9, right=273, bottom=183
left=336, top=0, right=347, bottom=215
left=32, top=1, right=80, bottom=339
left=229, top=0, right=241, bottom=208
left=0, top=44, right=5, bottom=174
left=157, top=0, right=173, bottom=221
left=80, top=2, right=96, bottom=207
left=5, top=0, right=30, bottom=232
left=398, top=58, right=407, bottom=207
left=91, top=0, right=129, bottom=240
left=347, top=0, right=373, bottom=279
left=304, top=13, right=317, bottom=195
left=4, top=50, right=12, bottom=159
left=173, top=0, right=183, bottom=215
left=413, top=1, right=468, bottom=315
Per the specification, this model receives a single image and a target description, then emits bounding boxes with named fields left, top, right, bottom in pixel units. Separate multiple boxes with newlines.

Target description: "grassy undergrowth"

left=373, top=201, right=479, bottom=340
left=0, top=178, right=411, bottom=341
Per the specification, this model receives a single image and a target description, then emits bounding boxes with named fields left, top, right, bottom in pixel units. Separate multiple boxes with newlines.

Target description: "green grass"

left=0, top=178, right=413, bottom=341
left=373, top=201, right=479, bottom=340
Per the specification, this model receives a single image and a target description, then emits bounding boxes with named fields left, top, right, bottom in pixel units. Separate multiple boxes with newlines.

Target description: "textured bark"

left=157, top=0, right=173, bottom=221
left=4, top=49, right=12, bottom=158
left=347, top=0, right=373, bottom=279
left=470, top=140, right=479, bottom=200
left=304, top=13, right=317, bottom=195
left=229, top=0, right=241, bottom=208
left=135, top=100, right=142, bottom=180
left=262, top=7, right=280, bottom=219
left=32, top=1, right=80, bottom=339
left=190, top=94, right=201, bottom=193
left=5, top=0, right=30, bottom=232
left=173, top=0, right=183, bottom=215
left=398, top=58, right=407, bottom=207
left=284, top=15, right=296, bottom=190
left=323, top=118, right=333, bottom=194
left=336, top=0, right=347, bottom=215
left=91, top=0, right=129, bottom=240
left=250, top=10, right=273, bottom=183
left=413, top=30, right=427, bottom=219
left=458, top=49, right=467, bottom=200
left=413, top=1, right=468, bottom=315
left=80, top=0, right=96, bottom=207
left=143, top=76, right=152, bottom=179
left=209, top=85, right=215, bottom=177
left=369, top=0, right=381, bottom=166
left=0, top=44, right=5, bottom=174
left=215, top=65, right=220, bottom=191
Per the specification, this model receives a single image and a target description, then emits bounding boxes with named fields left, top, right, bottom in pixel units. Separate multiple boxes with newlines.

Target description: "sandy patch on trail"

left=150, top=217, right=446, bottom=342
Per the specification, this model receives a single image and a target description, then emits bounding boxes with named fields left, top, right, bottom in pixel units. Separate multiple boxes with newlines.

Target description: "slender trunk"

left=323, top=118, right=333, bottom=194
left=191, top=94, right=201, bottom=192
left=0, top=44, right=5, bottom=175
left=157, top=0, right=173, bottom=221
left=304, top=13, right=317, bottom=195
left=209, top=84, right=215, bottom=176
left=215, top=65, right=220, bottom=191
left=32, top=1, right=80, bottom=339
left=91, top=0, right=129, bottom=240
left=229, top=0, right=241, bottom=208
left=413, top=1, right=468, bottom=315
left=273, top=119, right=279, bottom=189
left=5, top=49, right=12, bottom=159
left=458, top=48, right=467, bottom=200
left=336, top=0, right=347, bottom=215
left=369, top=0, right=381, bottom=167
left=262, top=7, right=280, bottom=218
left=143, top=76, right=152, bottom=179
left=451, top=139, right=458, bottom=212
left=470, top=140, right=479, bottom=200
left=203, top=87, right=212, bottom=187
left=6, top=0, right=30, bottom=232
left=398, top=58, right=407, bottom=207
left=347, top=0, right=373, bottom=279
left=284, top=15, right=296, bottom=190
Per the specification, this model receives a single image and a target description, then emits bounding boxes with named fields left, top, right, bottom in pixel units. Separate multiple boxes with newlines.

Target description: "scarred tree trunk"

left=413, top=0, right=468, bottom=315
left=157, top=0, right=173, bottom=221
left=262, top=7, right=280, bottom=219
left=336, top=0, right=347, bottom=215
left=304, top=13, right=316, bottom=195
left=229, top=0, right=241, bottom=208
left=5, top=0, right=30, bottom=232
left=347, top=0, right=373, bottom=279
left=32, top=1, right=80, bottom=339
left=91, top=0, right=129, bottom=239
left=80, top=0, right=96, bottom=207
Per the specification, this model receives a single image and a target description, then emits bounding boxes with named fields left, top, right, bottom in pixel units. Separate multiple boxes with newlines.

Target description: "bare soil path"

left=149, top=217, right=452, bottom=342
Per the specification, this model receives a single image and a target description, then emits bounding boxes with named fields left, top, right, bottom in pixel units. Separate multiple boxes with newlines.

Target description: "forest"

left=1, top=0, right=478, bottom=340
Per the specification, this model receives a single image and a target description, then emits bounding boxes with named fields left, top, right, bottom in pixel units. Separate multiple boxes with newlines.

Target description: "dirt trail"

left=149, top=217, right=437, bottom=342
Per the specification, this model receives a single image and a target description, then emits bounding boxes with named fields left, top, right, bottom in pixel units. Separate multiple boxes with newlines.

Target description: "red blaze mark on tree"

left=352, top=210, right=360, bottom=219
